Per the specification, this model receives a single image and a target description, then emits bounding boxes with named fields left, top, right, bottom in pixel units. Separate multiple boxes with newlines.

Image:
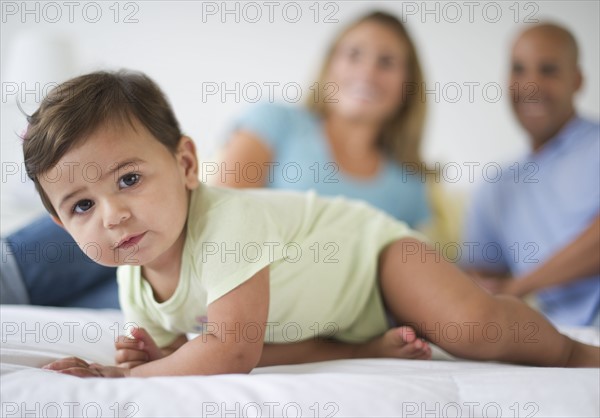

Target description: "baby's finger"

left=114, top=335, right=143, bottom=350
left=129, top=328, right=163, bottom=361
left=42, top=357, right=89, bottom=371
left=117, top=360, right=147, bottom=369
left=57, top=367, right=101, bottom=378
left=115, top=348, right=149, bottom=364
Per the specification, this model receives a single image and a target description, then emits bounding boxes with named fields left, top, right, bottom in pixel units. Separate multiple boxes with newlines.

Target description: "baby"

left=31, top=71, right=598, bottom=377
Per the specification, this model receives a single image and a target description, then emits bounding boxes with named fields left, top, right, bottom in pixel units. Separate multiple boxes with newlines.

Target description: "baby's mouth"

left=116, top=232, right=147, bottom=249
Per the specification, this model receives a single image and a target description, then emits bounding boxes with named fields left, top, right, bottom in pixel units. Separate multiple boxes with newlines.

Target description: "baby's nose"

left=102, top=199, right=131, bottom=229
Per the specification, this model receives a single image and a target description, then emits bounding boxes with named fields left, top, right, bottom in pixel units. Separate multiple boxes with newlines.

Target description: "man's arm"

left=504, top=215, right=600, bottom=297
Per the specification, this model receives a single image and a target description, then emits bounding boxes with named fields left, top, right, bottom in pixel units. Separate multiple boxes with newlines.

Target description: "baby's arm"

left=116, top=317, right=430, bottom=370
left=44, top=266, right=269, bottom=377
left=126, top=265, right=269, bottom=377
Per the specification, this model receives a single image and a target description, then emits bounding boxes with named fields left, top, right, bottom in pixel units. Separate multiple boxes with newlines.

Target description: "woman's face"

left=325, top=21, right=410, bottom=125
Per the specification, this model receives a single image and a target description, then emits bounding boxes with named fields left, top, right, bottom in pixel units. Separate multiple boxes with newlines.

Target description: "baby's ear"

left=51, top=215, right=64, bottom=228
left=177, top=136, right=200, bottom=189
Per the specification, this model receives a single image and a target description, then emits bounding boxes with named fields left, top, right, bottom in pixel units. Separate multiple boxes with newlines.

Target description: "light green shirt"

left=118, top=186, right=423, bottom=347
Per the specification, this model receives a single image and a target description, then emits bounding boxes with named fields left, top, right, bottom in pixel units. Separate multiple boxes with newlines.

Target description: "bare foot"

left=358, top=326, right=432, bottom=360
left=565, top=340, right=600, bottom=367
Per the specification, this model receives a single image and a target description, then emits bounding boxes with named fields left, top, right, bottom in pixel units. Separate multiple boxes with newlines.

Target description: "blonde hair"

left=306, top=11, right=427, bottom=168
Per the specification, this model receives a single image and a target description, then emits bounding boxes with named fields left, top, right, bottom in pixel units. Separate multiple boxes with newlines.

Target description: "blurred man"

left=462, top=23, right=599, bottom=326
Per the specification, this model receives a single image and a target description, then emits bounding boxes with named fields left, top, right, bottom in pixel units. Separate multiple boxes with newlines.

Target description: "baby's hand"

left=43, top=357, right=129, bottom=378
left=114, top=327, right=163, bottom=369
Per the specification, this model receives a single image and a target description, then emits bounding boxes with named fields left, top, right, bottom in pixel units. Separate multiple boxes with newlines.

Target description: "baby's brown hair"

left=23, top=70, right=182, bottom=217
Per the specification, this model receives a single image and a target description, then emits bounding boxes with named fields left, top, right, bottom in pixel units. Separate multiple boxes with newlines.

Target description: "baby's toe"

left=397, top=326, right=417, bottom=343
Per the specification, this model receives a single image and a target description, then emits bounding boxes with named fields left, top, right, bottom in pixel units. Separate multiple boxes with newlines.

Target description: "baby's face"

left=39, top=119, right=199, bottom=268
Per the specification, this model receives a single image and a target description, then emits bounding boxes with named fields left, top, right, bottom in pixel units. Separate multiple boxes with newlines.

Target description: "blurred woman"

left=218, top=11, right=430, bottom=227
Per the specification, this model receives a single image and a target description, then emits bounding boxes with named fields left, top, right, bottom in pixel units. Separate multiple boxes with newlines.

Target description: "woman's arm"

left=210, top=130, right=273, bottom=188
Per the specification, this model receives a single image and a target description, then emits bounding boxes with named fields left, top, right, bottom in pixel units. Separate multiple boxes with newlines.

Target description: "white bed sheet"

left=1, top=305, right=599, bottom=417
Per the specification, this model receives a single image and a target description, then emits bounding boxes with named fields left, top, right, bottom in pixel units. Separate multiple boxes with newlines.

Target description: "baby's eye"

left=73, top=199, right=94, bottom=214
left=119, top=173, right=140, bottom=188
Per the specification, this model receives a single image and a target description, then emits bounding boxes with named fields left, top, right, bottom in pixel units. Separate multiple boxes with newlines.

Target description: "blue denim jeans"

left=1, top=216, right=119, bottom=308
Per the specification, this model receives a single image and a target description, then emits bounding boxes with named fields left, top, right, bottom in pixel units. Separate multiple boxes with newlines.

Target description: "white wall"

left=2, top=1, right=599, bottom=233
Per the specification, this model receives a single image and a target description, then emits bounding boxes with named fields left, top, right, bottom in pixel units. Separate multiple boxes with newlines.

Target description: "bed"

left=1, top=305, right=599, bottom=417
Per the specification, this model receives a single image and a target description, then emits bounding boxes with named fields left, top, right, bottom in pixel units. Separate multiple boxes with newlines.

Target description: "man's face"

left=509, top=29, right=581, bottom=147
left=39, top=120, right=199, bottom=269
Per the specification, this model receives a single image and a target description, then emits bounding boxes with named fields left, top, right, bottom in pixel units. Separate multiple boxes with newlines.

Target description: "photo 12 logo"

left=399, top=1, right=540, bottom=24
left=1, top=402, right=139, bottom=418
left=200, top=81, right=338, bottom=104
left=200, top=1, right=340, bottom=24
left=2, top=1, right=141, bottom=24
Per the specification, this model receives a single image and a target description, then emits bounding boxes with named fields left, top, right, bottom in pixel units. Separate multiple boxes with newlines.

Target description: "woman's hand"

left=42, top=357, right=130, bottom=378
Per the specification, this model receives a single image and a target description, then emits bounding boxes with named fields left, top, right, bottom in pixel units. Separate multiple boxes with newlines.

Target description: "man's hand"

left=470, top=272, right=517, bottom=295
left=42, top=357, right=130, bottom=378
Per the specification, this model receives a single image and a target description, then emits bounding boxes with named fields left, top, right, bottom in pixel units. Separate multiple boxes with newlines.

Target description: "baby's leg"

left=378, top=239, right=599, bottom=367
